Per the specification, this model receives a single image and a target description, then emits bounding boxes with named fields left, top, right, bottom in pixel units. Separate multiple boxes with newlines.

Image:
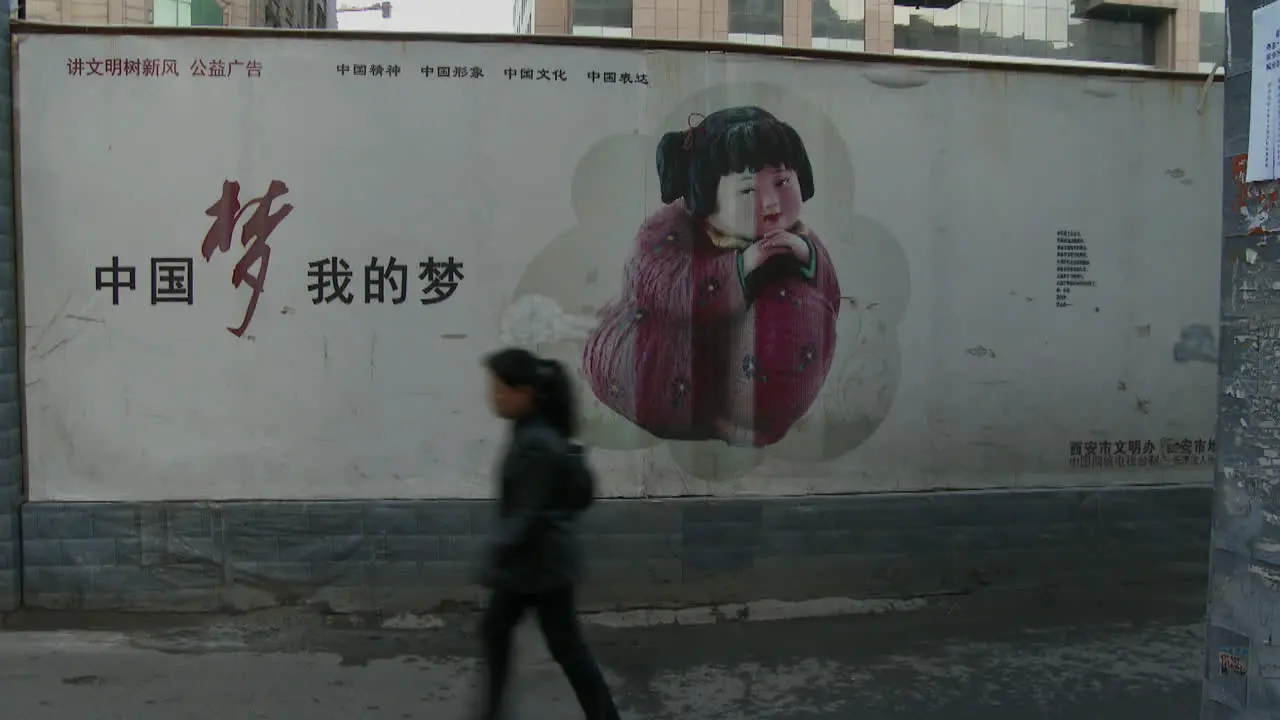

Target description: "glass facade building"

left=893, top=1, right=1154, bottom=66
left=521, top=0, right=1220, bottom=71
left=23, top=0, right=334, bottom=28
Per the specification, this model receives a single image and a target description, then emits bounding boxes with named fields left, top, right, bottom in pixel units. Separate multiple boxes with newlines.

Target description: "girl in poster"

left=583, top=106, right=842, bottom=448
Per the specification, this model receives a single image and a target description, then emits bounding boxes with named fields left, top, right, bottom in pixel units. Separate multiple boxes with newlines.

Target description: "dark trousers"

left=479, top=584, right=621, bottom=720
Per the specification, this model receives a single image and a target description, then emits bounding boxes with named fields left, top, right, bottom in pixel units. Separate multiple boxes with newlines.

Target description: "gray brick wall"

left=21, top=486, right=1210, bottom=612
left=0, top=11, right=21, bottom=614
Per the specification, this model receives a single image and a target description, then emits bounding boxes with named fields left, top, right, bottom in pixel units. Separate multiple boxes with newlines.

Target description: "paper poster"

left=1249, top=2, right=1280, bottom=181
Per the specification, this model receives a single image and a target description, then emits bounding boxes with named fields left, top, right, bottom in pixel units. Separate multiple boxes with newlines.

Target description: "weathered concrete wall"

left=14, top=31, right=1223, bottom=503
left=0, top=11, right=23, bottom=613
left=20, top=486, right=1209, bottom=612
left=8, top=30, right=1219, bottom=612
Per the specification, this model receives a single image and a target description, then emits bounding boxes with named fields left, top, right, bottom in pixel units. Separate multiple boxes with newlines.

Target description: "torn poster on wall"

left=1247, top=1, right=1280, bottom=181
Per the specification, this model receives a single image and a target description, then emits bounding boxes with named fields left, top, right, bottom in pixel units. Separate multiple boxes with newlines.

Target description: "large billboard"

left=14, top=31, right=1222, bottom=501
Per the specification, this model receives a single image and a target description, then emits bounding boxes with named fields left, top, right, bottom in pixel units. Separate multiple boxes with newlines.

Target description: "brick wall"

left=20, top=486, right=1211, bottom=612
left=0, top=12, right=21, bottom=614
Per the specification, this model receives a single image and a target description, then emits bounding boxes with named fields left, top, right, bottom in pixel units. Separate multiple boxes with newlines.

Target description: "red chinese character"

left=86, top=59, right=104, bottom=76
left=246, top=60, right=262, bottom=77
left=66, top=58, right=84, bottom=76
left=142, top=59, right=160, bottom=77
left=201, top=180, right=294, bottom=338
left=105, top=58, right=123, bottom=76
left=162, top=59, right=179, bottom=77
left=124, top=59, right=141, bottom=76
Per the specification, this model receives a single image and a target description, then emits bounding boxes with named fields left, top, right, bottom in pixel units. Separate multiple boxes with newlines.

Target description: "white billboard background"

left=15, top=33, right=1222, bottom=501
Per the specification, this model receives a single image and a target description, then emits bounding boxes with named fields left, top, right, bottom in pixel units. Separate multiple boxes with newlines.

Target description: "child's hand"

left=743, top=232, right=810, bottom=273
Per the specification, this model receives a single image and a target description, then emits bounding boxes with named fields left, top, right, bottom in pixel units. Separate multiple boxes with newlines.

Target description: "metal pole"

left=0, top=9, right=23, bottom=613
left=1204, top=0, right=1280, bottom=716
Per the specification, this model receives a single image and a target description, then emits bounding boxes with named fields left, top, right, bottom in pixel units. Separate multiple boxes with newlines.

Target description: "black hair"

left=656, top=106, right=816, bottom=219
left=484, top=347, right=579, bottom=438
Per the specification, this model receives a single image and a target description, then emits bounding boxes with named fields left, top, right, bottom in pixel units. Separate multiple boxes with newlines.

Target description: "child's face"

left=707, top=165, right=803, bottom=239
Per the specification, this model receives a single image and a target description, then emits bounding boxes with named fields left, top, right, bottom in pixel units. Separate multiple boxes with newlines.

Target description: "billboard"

left=14, top=32, right=1223, bottom=501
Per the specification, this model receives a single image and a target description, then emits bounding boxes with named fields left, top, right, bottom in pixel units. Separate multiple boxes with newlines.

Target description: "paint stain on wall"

left=1174, top=323, right=1218, bottom=364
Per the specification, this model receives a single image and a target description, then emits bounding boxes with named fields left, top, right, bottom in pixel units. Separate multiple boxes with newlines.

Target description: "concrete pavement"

left=0, top=586, right=1207, bottom=719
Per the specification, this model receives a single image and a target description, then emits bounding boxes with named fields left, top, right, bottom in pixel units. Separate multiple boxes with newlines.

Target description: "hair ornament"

left=682, top=112, right=706, bottom=151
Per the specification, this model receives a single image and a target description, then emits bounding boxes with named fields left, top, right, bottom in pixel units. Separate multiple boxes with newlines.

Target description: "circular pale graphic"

left=507, top=133, right=654, bottom=320
left=769, top=328, right=901, bottom=463
left=536, top=338, right=660, bottom=450
left=505, top=88, right=910, bottom=479
left=766, top=215, right=905, bottom=463
left=570, top=134, right=657, bottom=221
left=655, top=86, right=907, bottom=471
left=667, top=439, right=765, bottom=483
left=502, top=135, right=662, bottom=451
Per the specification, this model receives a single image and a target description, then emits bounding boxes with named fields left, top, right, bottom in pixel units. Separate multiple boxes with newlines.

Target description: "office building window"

left=573, top=0, right=633, bottom=29
left=573, top=25, right=635, bottom=36
left=729, top=0, right=783, bottom=36
left=813, top=0, right=866, bottom=51
left=154, top=0, right=223, bottom=25
left=727, top=32, right=786, bottom=44
left=1200, top=0, right=1225, bottom=70
left=894, top=0, right=1153, bottom=66
left=514, top=0, right=534, bottom=32
left=304, top=0, right=327, bottom=28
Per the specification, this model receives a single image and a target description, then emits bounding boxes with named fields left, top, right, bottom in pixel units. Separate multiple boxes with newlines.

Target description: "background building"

left=520, top=0, right=1224, bottom=72
left=19, top=0, right=336, bottom=29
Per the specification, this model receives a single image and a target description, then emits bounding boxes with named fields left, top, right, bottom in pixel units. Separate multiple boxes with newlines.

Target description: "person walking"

left=476, top=347, right=622, bottom=720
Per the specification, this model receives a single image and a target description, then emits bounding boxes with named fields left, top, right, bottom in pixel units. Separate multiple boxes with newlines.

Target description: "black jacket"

left=481, top=416, right=583, bottom=593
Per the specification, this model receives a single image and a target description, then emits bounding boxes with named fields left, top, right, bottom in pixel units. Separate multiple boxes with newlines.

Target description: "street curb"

left=373, top=596, right=932, bottom=630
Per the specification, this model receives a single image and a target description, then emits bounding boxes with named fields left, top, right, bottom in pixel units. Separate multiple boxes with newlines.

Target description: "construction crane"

left=337, top=1, right=391, bottom=18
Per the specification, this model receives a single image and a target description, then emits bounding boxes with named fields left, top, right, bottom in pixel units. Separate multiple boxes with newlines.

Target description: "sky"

left=336, top=0, right=513, bottom=33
